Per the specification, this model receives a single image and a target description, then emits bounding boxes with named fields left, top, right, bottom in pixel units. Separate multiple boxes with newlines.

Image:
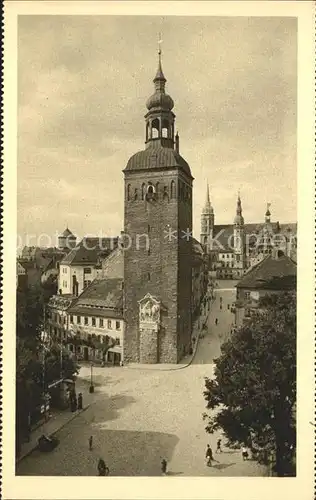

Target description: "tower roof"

left=265, top=202, right=271, bottom=217
left=146, top=47, right=174, bottom=112
left=124, top=146, right=192, bottom=177
left=202, top=183, right=214, bottom=214
left=234, top=194, right=244, bottom=225
left=60, top=227, right=75, bottom=238
left=154, top=48, right=166, bottom=82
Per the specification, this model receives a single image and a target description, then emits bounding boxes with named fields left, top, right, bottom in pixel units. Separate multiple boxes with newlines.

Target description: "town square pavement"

left=17, top=281, right=267, bottom=477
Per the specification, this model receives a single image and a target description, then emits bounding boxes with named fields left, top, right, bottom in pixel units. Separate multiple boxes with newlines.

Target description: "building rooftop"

left=124, top=145, right=192, bottom=178
left=60, top=227, right=75, bottom=238
left=68, top=278, right=123, bottom=318
left=236, top=252, right=297, bottom=290
left=211, top=223, right=297, bottom=252
left=61, top=237, right=118, bottom=266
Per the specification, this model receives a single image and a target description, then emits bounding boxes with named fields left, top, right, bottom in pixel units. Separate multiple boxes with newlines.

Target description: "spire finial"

left=158, top=33, right=163, bottom=56
left=153, top=34, right=166, bottom=83
left=206, top=182, right=210, bottom=204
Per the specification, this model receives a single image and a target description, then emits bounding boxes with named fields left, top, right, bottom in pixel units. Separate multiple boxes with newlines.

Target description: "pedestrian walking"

left=220, top=304, right=222, bottom=310
left=205, top=444, right=214, bottom=467
left=215, top=318, right=218, bottom=325
left=161, top=458, right=167, bottom=475
left=97, top=458, right=109, bottom=476
left=216, top=439, right=222, bottom=453
left=227, top=304, right=230, bottom=310
left=242, top=447, right=249, bottom=460
left=89, top=435, right=93, bottom=451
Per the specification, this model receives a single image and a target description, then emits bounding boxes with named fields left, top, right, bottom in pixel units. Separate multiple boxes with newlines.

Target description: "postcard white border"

left=3, top=1, right=315, bottom=499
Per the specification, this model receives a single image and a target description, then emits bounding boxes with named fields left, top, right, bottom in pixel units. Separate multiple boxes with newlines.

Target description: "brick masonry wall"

left=123, top=167, right=192, bottom=364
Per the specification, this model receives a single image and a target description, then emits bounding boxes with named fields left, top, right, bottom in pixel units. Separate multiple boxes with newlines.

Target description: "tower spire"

left=234, top=192, right=244, bottom=225
left=206, top=182, right=210, bottom=205
left=145, top=37, right=175, bottom=148
left=154, top=33, right=165, bottom=83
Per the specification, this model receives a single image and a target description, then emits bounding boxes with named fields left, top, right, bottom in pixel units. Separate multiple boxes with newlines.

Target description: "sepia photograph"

left=2, top=1, right=315, bottom=500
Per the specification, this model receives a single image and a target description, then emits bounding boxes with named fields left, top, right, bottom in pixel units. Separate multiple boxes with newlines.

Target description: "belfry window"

left=147, top=184, right=155, bottom=195
left=162, top=119, right=169, bottom=138
left=134, top=188, right=138, bottom=201
left=127, top=184, right=131, bottom=201
left=151, top=118, right=159, bottom=138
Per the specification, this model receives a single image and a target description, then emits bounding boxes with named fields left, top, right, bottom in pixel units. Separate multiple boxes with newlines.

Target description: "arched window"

left=152, top=118, right=159, bottom=138
left=170, top=180, right=176, bottom=199
left=134, top=188, right=138, bottom=201
left=147, top=184, right=155, bottom=196
left=141, top=183, right=146, bottom=200
left=127, top=184, right=131, bottom=201
left=163, top=186, right=169, bottom=201
left=162, top=119, right=169, bottom=138
left=146, top=122, right=150, bottom=141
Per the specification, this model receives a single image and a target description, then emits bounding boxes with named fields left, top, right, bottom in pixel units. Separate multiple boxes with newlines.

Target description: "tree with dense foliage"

left=16, top=283, right=78, bottom=454
left=203, top=292, right=296, bottom=476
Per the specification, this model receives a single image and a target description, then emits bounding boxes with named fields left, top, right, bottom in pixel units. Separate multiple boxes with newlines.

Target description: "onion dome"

left=146, top=49, right=174, bottom=111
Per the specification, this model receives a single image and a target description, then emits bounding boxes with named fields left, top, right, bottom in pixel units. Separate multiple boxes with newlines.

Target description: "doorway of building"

left=83, top=346, right=89, bottom=361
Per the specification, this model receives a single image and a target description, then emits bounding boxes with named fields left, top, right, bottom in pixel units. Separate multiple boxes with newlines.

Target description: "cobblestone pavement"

left=17, top=281, right=267, bottom=477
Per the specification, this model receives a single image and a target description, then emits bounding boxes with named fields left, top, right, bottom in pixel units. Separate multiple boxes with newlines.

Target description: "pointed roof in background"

left=202, top=182, right=213, bottom=215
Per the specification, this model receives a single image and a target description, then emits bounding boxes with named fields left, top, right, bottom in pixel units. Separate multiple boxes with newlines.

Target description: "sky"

left=18, top=15, right=297, bottom=246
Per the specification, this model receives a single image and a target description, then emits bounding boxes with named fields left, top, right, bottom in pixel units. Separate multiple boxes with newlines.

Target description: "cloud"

left=17, top=15, right=297, bottom=242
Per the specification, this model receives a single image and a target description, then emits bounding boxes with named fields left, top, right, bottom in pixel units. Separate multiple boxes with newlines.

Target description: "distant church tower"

left=123, top=46, right=193, bottom=364
left=233, top=194, right=245, bottom=274
left=58, top=227, right=77, bottom=252
left=200, top=183, right=214, bottom=253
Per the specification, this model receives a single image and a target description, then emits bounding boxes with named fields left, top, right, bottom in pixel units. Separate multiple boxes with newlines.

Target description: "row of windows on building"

left=62, top=267, right=92, bottom=275
left=61, top=279, right=92, bottom=289
left=126, top=181, right=191, bottom=202
left=50, top=313, right=121, bottom=330
left=70, top=316, right=121, bottom=330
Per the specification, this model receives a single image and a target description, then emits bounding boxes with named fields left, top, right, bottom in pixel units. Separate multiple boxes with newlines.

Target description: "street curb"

left=126, top=312, right=209, bottom=372
left=16, top=404, right=92, bottom=464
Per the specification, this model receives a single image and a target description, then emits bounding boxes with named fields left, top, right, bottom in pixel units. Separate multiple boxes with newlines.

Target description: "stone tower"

left=200, top=182, right=214, bottom=253
left=233, top=194, right=245, bottom=275
left=58, top=227, right=77, bottom=251
left=123, top=48, right=193, bottom=364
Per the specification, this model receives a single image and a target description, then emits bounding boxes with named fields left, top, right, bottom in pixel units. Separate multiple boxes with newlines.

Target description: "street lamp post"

left=89, top=362, right=94, bottom=393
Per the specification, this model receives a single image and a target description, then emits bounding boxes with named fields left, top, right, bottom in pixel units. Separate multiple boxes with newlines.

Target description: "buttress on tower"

left=123, top=48, right=194, bottom=364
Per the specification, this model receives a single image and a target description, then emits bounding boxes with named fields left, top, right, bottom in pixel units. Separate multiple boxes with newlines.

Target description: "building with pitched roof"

left=234, top=249, right=297, bottom=327
left=58, top=236, right=119, bottom=296
left=18, top=247, right=65, bottom=288
left=66, top=278, right=124, bottom=365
